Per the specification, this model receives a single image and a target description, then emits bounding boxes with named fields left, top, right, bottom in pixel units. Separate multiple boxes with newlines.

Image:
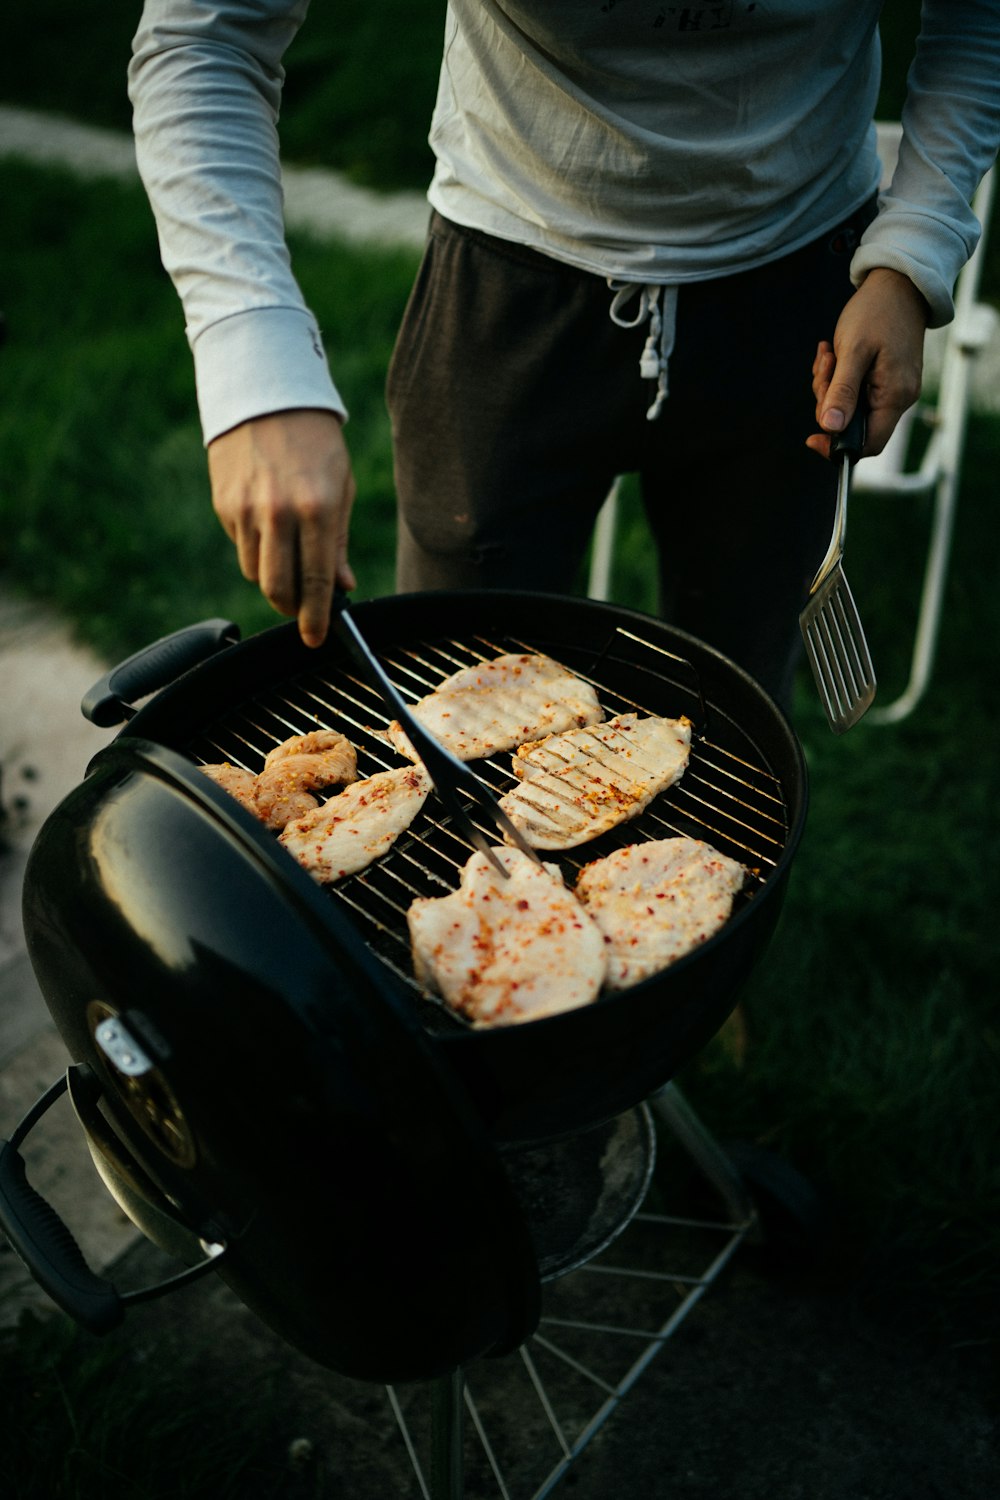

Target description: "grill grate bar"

left=697, top=742, right=785, bottom=806
left=650, top=800, right=775, bottom=871
left=682, top=771, right=785, bottom=841
left=181, top=623, right=793, bottom=1013
left=673, top=780, right=784, bottom=851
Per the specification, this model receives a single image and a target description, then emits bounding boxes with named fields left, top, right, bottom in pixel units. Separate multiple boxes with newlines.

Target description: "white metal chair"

left=852, top=124, right=997, bottom=723
left=587, top=123, right=998, bottom=726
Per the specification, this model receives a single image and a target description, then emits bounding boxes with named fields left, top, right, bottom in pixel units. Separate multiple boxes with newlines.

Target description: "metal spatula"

left=799, top=409, right=877, bottom=733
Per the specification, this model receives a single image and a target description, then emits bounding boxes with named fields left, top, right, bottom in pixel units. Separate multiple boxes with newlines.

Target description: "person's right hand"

left=207, top=408, right=357, bottom=648
left=805, top=266, right=927, bottom=461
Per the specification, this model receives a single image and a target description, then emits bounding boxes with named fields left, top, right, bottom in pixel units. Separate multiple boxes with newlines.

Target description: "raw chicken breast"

left=384, top=653, right=602, bottom=762
left=574, top=837, right=746, bottom=990
left=498, top=714, right=692, bottom=850
left=279, top=765, right=431, bottom=882
left=408, top=847, right=607, bottom=1026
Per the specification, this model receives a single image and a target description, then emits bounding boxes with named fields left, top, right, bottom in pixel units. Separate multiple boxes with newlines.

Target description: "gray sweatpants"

left=387, top=204, right=875, bottom=708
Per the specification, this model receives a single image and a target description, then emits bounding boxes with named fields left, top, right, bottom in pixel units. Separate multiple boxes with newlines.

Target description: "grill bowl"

left=34, top=589, right=807, bottom=1143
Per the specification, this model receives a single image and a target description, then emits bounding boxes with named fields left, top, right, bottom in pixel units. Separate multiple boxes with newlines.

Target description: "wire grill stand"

left=386, top=1083, right=757, bottom=1500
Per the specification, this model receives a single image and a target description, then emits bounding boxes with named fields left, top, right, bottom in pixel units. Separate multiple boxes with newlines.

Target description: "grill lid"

left=22, top=735, right=540, bottom=1380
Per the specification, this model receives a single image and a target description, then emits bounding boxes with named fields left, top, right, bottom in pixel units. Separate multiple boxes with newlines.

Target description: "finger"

left=296, top=503, right=341, bottom=648
left=257, top=510, right=299, bottom=619
left=805, top=431, right=833, bottom=461
left=297, top=576, right=334, bottom=646
left=817, top=370, right=861, bottom=436
left=234, top=523, right=261, bottom=583
left=297, top=561, right=335, bottom=647
left=861, top=404, right=901, bottom=458
left=811, top=340, right=835, bottom=402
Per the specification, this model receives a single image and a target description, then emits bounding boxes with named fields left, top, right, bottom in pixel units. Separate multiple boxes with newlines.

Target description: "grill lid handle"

left=81, top=619, right=241, bottom=727
left=0, top=1070, right=226, bottom=1335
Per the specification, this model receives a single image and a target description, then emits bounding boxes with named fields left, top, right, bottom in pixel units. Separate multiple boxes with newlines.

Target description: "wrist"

left=858, top=266, right=931, bottom=326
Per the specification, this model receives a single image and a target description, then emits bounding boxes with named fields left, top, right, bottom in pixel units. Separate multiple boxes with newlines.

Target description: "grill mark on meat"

left=383, top=652, right=603, bottom=763
left=499, top=714, right=692, bottom=850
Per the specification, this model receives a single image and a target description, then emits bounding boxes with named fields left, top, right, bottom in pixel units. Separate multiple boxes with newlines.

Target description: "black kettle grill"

left=0, top=590, right=807, bottom=1386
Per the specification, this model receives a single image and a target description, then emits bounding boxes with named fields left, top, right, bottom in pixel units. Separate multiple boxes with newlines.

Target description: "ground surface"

left=92, top=1229, right=999, bottom=1500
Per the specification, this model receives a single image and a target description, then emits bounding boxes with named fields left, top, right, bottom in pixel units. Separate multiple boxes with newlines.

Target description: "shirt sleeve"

left=129, top=0, right=347, bottom=443
left=850, top=0, right=1000, bottom=327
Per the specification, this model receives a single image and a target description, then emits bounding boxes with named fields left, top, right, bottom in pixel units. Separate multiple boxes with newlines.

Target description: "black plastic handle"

left=0, top=1075, right=123, bottom=1333
left=0, top=1069, right=227, bottom=1334
left=830, top=404, right=867, bottom=464
left=81, top=618, right=241, bottom=727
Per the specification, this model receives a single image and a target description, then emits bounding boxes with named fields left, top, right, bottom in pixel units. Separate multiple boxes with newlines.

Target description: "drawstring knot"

left=607, top=281, right=678, bottom=421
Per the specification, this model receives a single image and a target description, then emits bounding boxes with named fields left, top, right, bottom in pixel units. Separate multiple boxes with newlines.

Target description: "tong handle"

left=331, top=593, right=540, bottom=873
left=331, top=592, right=472, bottom=786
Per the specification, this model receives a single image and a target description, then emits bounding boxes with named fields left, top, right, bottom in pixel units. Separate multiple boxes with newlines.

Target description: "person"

left=128, top=1, right=1000, bottom=706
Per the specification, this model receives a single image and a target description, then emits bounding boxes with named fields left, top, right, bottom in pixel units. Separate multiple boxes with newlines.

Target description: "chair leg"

left=587, top=479, right=621, bottom=601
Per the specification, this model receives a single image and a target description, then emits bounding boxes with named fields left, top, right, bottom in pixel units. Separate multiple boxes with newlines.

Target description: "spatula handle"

left=807, top=404, right=867, bottom=594
left=830, top=404, right=867, bottom=463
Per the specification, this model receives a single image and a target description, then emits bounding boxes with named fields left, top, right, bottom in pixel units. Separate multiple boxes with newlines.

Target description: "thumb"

left=818, top=366, right=864, bottom=435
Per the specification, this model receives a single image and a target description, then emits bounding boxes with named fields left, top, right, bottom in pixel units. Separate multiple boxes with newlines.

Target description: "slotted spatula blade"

left=799, top=410, right=877, bottom=734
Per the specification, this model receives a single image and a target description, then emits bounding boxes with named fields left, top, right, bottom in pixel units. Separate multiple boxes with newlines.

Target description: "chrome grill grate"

left=182, top=626, right=790, bottom=1023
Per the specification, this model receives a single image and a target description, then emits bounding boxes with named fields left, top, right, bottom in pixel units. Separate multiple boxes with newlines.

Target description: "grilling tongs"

left=332, top=592, right=542, bottom=878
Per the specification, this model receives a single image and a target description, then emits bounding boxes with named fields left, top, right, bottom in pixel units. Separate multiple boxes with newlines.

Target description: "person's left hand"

left=806, top=266, right=929, bottom=460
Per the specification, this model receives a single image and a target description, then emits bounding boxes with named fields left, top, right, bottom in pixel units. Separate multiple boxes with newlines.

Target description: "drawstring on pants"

left=607, top=281, right=678, bottom=421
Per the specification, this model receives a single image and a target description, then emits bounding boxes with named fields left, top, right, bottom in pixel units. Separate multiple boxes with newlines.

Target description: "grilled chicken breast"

left=254, top=730, right=357, bottom=829
left=497, top=713, right=692, bottom=850
left=408, top=847, right=607, bottom=1026
left=279, top=765, right=431, bottom=882
left=384, top=653, right=603, bottom=762
left=261, top=730, right=357, bottom=787
left=199, top=762, right=260, bottom=812
left=200, top=730, right=357, bottom=831
left=574, top=837, right=745, bottom=990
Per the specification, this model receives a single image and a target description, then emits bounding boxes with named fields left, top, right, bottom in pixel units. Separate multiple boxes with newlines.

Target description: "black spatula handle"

left=830, top=404, right=867, bottom=464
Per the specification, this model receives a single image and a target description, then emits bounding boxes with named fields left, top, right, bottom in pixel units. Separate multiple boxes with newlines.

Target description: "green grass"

left=0, top=1312, right=313, bottom=1500
left=0, top=161, right=417, bottom=657
left=674, top=404, right=1000, bottom=1332
left=0, top=0, right=444, bottom=193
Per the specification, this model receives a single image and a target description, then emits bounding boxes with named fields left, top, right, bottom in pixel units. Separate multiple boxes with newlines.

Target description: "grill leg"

left=431, top=1369, right=465, bottom=1500
left=649, top=1080, right=756, bottom=1224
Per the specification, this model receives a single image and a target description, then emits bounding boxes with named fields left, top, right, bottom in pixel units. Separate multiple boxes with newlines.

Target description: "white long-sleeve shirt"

left=129, top=0, right=1000, bottom=445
